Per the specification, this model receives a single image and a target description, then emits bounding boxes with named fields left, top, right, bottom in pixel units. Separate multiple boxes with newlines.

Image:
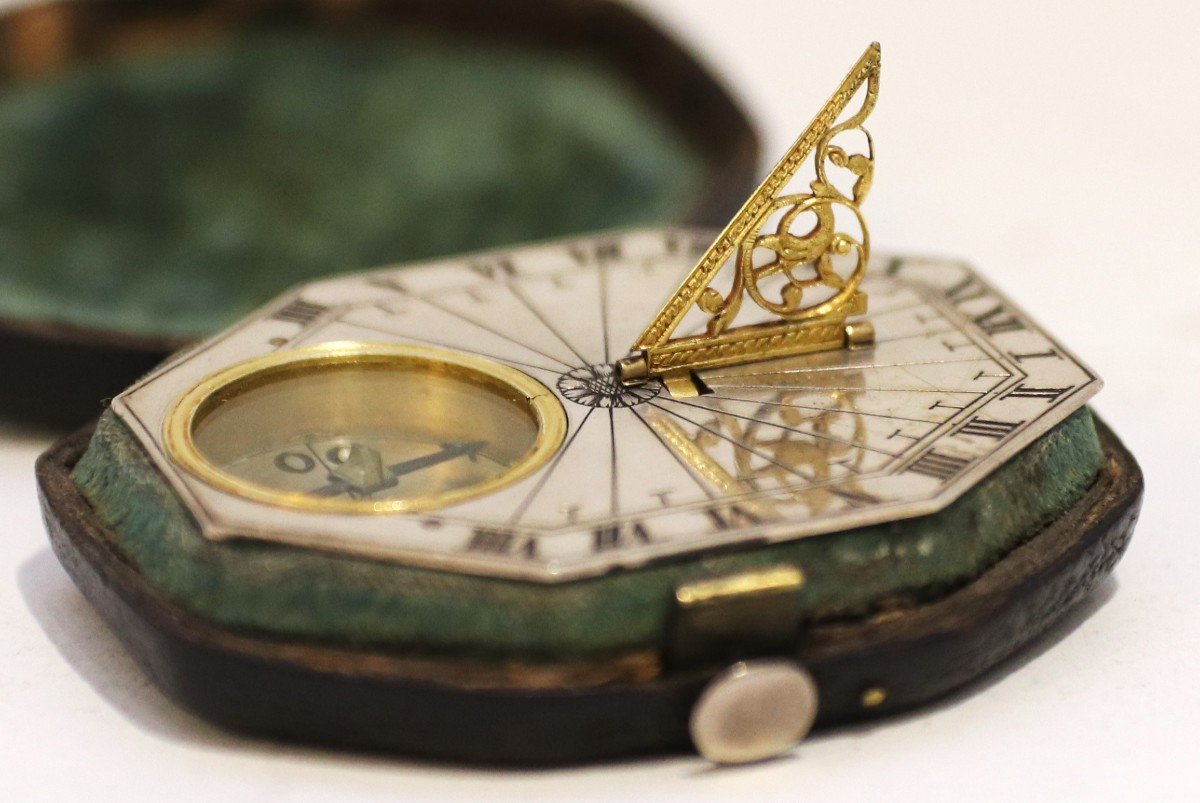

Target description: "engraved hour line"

left=628, top=406, right=718, bottom=500
left=867, top=299, right=936, bottom=318
left=364, top=281, right=578, bottom=371
left=647, top=401, right=830, bottom=488
left=608, top=408, right=619, bottom=517
left=871, top=328, right=957, bottom=346
left=503, top=279, right=591, bottom=366
left=660, top=396, right=898, bottom=457
left=700, top=393, right=942, bottom=426
left=507, top=407, right=596, bottom=526
left=702, top=355, right=999, bottom=380
left=897, top=363, right=948, bottom=396
left=598, top=257, right=612, bottom=364
left=413, top=292, right=578, bottom=371
left=338, top=317, right=563, bottom=377
left=701, top=383, right=988, bottom=395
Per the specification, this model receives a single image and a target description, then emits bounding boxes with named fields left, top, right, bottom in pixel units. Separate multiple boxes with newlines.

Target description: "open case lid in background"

left=0, top=0, right=759, bottom=426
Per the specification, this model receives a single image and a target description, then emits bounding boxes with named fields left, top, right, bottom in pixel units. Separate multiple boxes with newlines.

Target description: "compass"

left=162, top=343, right=566, bottom=514
left=37, top=44, right=1142, bottom=766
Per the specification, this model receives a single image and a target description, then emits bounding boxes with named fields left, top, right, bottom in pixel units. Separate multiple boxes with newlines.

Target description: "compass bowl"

left=0, top=0, right=757, bottom=425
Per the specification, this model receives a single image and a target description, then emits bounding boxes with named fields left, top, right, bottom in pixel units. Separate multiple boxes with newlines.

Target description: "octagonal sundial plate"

left=112, top=228, right=1101, bottom=582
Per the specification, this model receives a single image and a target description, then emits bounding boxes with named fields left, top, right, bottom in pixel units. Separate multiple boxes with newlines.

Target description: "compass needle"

left=329, top=444, right=387, bottom=490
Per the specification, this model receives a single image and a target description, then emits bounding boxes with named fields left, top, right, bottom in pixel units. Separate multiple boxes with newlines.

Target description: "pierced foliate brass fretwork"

left=618, top=44, right=880, bottom=395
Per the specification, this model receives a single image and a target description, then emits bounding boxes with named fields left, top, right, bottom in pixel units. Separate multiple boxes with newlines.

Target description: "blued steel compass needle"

left=311, top=442, right=488, bottom=498
left=389, top=441, right=487, bottom=477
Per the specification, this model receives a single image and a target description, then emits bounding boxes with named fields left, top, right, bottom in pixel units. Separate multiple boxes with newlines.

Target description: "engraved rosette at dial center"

left=557, top=364, right=661, bottom=409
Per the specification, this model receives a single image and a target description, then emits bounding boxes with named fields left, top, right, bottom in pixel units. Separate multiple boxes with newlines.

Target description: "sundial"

left=38, top=44, right=1142, bottom=766
left=115, top=229, right=1099, bottom=582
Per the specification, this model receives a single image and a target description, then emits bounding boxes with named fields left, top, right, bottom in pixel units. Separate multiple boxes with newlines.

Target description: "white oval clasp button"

left=688, top=659, right=819, bottom=765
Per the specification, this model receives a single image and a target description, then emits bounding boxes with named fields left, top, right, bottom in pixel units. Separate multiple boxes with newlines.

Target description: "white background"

left=3, top=0, right=1198, bottom=800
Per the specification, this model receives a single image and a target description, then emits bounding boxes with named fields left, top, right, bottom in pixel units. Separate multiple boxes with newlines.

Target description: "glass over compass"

left=113, top=43, right=1100, bottom=581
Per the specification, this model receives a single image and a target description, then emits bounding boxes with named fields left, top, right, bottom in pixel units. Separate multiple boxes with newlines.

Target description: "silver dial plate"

left=113, top=228, right=1101, bottom=582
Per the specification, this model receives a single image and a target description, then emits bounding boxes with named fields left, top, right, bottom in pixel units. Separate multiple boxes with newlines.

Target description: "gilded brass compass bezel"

left=163, top=341, right=568, bottom=515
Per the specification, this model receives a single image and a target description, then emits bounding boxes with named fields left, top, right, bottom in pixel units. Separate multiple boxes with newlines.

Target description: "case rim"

left=37, top=416, right=1142, bottom=765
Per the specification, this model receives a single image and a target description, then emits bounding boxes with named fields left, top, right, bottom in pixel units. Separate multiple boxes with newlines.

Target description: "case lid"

left=0, top=0, right=758, bottom=425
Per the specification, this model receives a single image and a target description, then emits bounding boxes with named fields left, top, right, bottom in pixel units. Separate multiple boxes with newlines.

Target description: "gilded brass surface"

left=623, top=44, right=880, bottom=386
left=163, top=342, right=567, bottom=514
left=675, top=566, right=805, bottom=606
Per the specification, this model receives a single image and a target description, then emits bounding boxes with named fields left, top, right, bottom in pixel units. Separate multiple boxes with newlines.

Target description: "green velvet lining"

left=73, top=408, right=1106, bottom=662
left=0, top=29, right=707, bottom=339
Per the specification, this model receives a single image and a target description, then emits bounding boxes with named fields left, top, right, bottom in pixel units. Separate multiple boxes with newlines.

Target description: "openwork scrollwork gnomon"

left=619, top=43, right=880, bottom=393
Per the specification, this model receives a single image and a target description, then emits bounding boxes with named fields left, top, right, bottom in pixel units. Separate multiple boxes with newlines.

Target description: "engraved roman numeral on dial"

left=466, top=527, right=538, bottom=558
left=972, top=305, right=1025, bottom=336
left=1004, top=384, right=1073, bottom=403
left=942, top=275, right=1025, bottom=335
left=705, top=504, right=763, bottom=530
left=569, top=238, right=622, bottom=266
left=956, top=417, right=1024, bottom=440
left=271, top=299, right=329, bottom=326
left=592, top=521, right=652, bottom=552
left=907, top=450, right=972, bottom=481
